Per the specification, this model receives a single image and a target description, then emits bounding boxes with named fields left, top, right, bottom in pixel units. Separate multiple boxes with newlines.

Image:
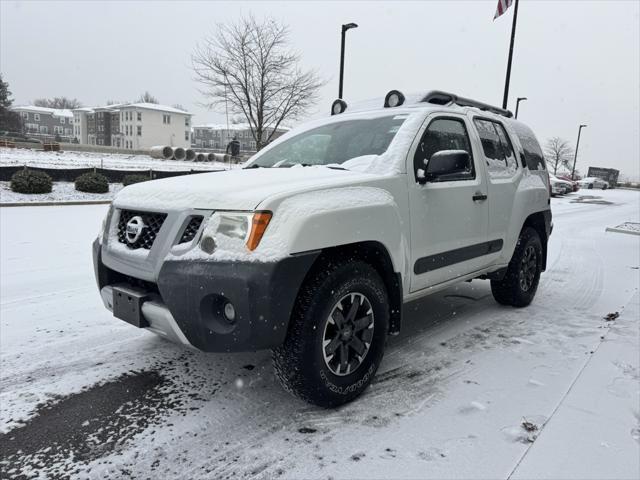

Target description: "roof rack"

left=421, top=90, right=513, bottom=118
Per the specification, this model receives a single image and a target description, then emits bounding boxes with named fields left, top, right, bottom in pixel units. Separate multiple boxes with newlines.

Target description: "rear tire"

left=273, top=258, right=389, bottom=407
left=588, top=184, right=593, bottom=189
left=491, top=227, right=543, bottom=307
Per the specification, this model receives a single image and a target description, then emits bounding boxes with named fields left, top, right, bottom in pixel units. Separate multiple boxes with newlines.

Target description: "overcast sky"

left=1, top=0, right=638, bottom=179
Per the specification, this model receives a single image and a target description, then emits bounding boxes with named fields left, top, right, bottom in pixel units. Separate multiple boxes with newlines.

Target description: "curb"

left=1, top=200, right=112, bottom=207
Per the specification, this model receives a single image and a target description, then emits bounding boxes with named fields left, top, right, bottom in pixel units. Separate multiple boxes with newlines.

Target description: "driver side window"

left=413, top=118, right=475, bottom=181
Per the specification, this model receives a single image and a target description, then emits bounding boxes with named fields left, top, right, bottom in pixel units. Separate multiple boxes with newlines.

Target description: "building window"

left=137, top=126, right=142, bottom=136
left=185, top=117, right=190, bottom=127
left=137, top=112, right=142, bottom=121
left=163, top=114, right=171, bottom=124
left=34, top=113, right=40, bottom=121
left=40, top=126, right=48, bottom=134
left=185, top=131, right=189, bottom=141
left=60, top=117, right=66, bottom=124
left=22, top=112, right=29, bottom=120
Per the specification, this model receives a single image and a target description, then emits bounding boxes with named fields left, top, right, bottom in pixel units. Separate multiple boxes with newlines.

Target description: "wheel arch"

left=521, top=211, right=551, bottom=271
left=305, top=241, right=403, bottom=335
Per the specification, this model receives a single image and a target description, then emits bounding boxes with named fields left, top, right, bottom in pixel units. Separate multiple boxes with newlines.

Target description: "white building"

left=73, top=103, right=192, bottom=150
left=117, top=103, right=192, bottom=150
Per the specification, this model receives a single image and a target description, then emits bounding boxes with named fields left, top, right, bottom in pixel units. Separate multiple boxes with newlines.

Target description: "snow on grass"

left=0, top=181, right=122, bottom=204
left=0, top=147, right=242, bottom=172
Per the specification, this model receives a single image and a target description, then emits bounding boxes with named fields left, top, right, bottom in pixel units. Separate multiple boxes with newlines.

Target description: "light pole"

left=339, top=22, right=358, bottom=99
left=571, top=124, right=587, bottom=180
left=515, top=97, right=527, bottom=119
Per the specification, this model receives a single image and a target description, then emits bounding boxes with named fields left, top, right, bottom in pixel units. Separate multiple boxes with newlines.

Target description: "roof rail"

left=420, top=90, right=513, bottom=118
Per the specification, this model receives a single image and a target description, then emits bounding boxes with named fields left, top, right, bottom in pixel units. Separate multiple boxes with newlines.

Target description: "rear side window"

left=510, top=122, right=546, bottom=171
left=473, top=118, right=518, bottom=178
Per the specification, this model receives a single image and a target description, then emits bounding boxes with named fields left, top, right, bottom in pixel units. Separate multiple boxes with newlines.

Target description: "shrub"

left=75, top=172, right=109, bottom=193
left=10, top=169, right=52, bottom=194
left=122, top=174, right=150, bottom=187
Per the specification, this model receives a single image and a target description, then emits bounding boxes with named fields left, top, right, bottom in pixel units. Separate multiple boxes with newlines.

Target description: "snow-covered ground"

left=0, top=189, right=638, bottom=479
left=0, top=181, right=122, bottom=204
left=0, top=147, right=241, bottom=171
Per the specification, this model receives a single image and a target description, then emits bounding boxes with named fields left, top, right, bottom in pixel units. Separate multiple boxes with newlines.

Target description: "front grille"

left=117, top=209, right=167, bottom=250
left=179, top=215, right=204, bottom=244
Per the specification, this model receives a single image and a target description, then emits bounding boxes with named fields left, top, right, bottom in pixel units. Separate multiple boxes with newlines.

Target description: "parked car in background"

left=578, top=176, right=609, bottom=190
left=549, top=174, right=572, bottom=195
left=550, top=180, right=564, bottom=196
left=557, top=175, right=580, bottom=192
left=587, top=167, right=619, bottom=188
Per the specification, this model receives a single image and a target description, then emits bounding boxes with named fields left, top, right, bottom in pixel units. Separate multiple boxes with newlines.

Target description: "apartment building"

left=74, top=103, right=192, bottom=149
left=72, top=107, right=93, bottom=144
left=191, top=123, right=288, bottom=152
left=11, top=105, right=74, bottom=141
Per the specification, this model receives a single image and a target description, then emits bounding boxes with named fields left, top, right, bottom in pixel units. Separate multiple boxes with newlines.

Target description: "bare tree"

left=33, top=97, right=83, bottom=109
left=137, top=91, right=159, bottom=104
left=544, top=137, right=574, bottom=174
left=172, top=104, right=187, bottom=111
left=192, top=16, right=324, bottom=150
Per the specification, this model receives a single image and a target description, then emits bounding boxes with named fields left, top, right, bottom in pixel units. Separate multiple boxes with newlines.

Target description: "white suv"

left=93, top=90, right=552, bottom=407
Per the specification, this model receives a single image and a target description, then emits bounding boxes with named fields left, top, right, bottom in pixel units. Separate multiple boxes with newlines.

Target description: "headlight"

left=200, top=211, right=272, bottom=254
left=217, top=213, right=252, bottom=242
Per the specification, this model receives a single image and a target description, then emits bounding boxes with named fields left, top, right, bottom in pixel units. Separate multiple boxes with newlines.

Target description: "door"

left=408, top=115, right=490, bottom=293
left=472, top=118, right=521, bottom=252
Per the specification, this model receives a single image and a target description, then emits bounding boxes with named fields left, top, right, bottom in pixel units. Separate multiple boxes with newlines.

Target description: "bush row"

left=9, top=169, right=150, bottom=194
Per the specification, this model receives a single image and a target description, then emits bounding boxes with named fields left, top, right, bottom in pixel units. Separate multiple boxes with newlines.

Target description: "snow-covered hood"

left=113, top=166, right=380, bottom=211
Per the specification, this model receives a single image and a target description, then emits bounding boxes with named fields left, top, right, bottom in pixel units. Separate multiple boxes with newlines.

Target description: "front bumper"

left=93, top=239, right=319, bottom=352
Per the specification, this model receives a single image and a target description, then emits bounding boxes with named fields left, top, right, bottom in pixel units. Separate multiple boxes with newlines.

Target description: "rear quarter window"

left=510, top=122, right=546, bottom=171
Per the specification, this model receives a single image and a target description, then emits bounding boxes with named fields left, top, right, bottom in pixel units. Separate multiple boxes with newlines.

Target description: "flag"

left=494, top=0, right=513, bottom=20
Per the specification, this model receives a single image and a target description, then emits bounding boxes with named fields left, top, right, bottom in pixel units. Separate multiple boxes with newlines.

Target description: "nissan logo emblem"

left=125, top=216, right=146, bottom=244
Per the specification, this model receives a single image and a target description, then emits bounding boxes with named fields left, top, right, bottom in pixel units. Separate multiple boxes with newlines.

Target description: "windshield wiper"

left=326, top=165, right=348, bottom=171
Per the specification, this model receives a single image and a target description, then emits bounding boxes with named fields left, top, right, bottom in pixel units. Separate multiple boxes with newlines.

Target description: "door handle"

left=472, top=193, right=488, bottom=202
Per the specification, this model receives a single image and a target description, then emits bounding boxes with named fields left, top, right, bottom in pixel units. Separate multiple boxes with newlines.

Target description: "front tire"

left=273, top=258, right=389, bottom=407
left=491, top=227, right=543, bottom=307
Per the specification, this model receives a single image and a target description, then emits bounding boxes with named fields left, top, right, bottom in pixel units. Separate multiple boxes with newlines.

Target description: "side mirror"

left=420, top=150, right=471, bottom=183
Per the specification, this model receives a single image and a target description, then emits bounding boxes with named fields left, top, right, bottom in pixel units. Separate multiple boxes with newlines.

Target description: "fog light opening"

left=200, top=235, right=216, bottom=254
left=224, top=302, right=236, bottom=323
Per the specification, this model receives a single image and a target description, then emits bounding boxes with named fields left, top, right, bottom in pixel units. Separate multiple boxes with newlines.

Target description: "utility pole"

left=338, top=23, right=358, bottom=99
left=571, top=124, right=588, bottom=180
left=502, top=0, right=520, bottom=110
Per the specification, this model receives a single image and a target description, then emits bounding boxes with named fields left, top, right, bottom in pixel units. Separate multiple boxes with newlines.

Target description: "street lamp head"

left=580, top=124, right=588, bottom=128
left=343, top=23, right=358, bottom=31
left=517, top=97, right=527, bottom=101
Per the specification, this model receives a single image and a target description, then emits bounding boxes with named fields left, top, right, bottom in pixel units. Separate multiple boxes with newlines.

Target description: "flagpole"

left=502, top=0, right=520, bottom=109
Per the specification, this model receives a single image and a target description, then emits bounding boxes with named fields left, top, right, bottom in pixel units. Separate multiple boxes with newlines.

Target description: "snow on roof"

left=12, top=105, right=73, bottom=117
left=71, top=103, right=191, bottom=115
left=122, top=103, right=191, bottom=115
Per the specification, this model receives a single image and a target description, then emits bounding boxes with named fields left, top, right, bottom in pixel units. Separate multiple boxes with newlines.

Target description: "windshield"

left=249, top=114, right=407, bottom=168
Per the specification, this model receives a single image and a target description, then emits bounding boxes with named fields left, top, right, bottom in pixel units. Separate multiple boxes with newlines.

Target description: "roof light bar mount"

left=421, top=90, right=513, bottom=118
